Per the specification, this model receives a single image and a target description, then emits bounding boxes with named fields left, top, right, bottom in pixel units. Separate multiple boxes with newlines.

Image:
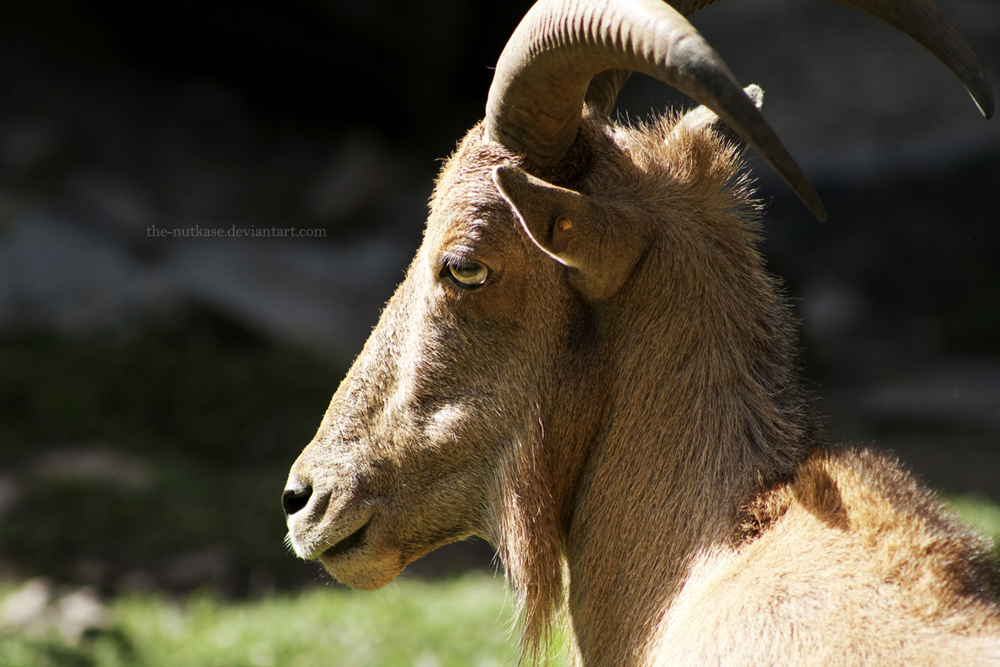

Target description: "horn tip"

left=962, top=71, right=994, bottom=119
left=802, top=186, right=828, bottom=222
left=811, top=200, right=829, bottom=223
left=972, top=91, right=994, bottom=120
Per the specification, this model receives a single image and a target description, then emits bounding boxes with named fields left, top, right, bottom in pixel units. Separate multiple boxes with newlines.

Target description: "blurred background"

left=0, top=0, right=998, bottom=663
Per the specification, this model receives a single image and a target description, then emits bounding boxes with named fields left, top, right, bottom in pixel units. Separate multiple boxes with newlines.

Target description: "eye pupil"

left=447, top=261, right=488, bottom=287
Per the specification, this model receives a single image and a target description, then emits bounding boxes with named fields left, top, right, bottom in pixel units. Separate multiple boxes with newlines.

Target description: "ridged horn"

left=485, top=0, right=828, bottom=221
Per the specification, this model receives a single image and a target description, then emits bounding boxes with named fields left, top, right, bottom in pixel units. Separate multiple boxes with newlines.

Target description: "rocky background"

left=1, top=0, right=998, bottom=605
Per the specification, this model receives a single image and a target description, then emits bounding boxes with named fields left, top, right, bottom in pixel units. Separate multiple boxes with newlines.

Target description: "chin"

left=320, top=547, right=405, bottom=591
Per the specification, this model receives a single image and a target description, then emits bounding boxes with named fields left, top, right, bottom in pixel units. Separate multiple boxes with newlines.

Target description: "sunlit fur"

left=286, top=106, right=1000, bottom=665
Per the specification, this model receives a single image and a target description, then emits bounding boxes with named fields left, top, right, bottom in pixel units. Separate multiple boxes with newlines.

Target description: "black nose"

left=282, top=484, right=312, bottom=516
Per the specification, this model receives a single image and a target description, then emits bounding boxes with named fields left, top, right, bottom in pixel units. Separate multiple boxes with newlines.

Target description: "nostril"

left=282, top=485, right=312, bottom=516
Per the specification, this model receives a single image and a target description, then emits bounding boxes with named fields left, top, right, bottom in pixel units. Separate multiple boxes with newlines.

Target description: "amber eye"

left=445, top=260, right=489, bottom=288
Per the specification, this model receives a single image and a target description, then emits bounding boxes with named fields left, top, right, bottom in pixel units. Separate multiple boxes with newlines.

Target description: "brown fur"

left=284, top=106, right=1000, bottom=665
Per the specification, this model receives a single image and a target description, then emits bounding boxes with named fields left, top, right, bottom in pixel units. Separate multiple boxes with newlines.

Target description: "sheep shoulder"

left=651, top=449, right=1000, bottom=666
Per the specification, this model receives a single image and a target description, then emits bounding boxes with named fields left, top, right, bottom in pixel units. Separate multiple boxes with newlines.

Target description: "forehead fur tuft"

left=579, top=109, right=762, bottom=227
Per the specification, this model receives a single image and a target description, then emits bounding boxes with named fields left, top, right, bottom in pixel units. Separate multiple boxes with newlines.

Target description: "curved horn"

left=669, top=0, right=993, bottom=118
left=834, top=0, right=993, bottom=118
left=485, top=0, right=828, bottom=221
left=585, top=0, right=994, bottom=120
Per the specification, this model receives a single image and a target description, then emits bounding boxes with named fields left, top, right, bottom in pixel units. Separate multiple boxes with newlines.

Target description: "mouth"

left=320, top=518, right=371, bottom=561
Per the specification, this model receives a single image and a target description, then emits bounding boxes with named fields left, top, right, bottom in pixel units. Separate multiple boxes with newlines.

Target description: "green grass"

left=948, top=494, right=1000, bottom=547
left=0, top=575, right=573, bottom=667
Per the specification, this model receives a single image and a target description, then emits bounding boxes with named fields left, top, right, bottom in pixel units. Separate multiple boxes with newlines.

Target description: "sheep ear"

left=669, top=83, right=765, bottom=155
left=492, top=165, right=643, bottom=301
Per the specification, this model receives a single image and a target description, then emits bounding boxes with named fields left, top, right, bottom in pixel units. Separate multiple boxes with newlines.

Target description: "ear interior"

left=492, top=165, right=644, bottom=301
left=492, top=166, right=593, bottom=267
left=550, top=216, right=572, bottom=255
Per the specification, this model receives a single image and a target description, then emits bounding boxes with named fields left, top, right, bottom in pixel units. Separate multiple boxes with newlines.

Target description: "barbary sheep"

left=284, top=0, right=998, bottom=663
